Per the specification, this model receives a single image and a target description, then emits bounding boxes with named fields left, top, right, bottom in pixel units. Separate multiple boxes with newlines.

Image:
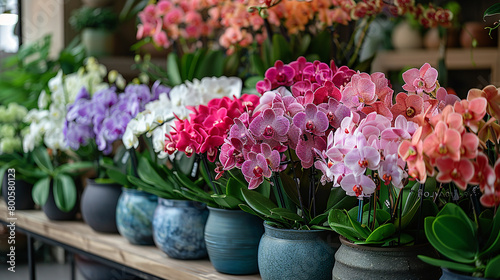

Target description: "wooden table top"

left=0, top=200, right=261, bottom=280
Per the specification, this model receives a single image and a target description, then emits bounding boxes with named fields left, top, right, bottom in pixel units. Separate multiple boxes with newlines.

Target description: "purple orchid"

left=265, top=60, right=295, bottom=88
left=249, top=108, right=290, bottom=142
left=293, top=103, right=329, bottom=136
left=318, top=98, right=350, bottom=129
left=241, top=152, right=272, bottom=189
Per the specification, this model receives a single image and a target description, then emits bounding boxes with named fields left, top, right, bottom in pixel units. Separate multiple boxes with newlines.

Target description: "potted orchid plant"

left=410, top=83, right=500, bottom=279
left=23, top=58, right=114, bottom=220
left=62, top=74, right=164, bottom=233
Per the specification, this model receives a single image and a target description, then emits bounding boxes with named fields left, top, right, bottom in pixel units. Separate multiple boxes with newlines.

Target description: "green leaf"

left=226, top=177, right=245, bottom=201
left=53, top=174, right=76, bottom=212
left=106, top=168, right=129, bottom=186
left=32, top=147, right=54, bottom=174
left=297, top=34, right=311, bottom=56
left=55, top=161, right=94, bottom=175
left=417, top=256, right=477, bottom=274
left=365, top=223, right=396, bottom=242
left=270, top=208, right=302, bottom=221
left=211, top=194, right=242, bottom=209
left=239, top=204, right=265, bottom=220
left=187, top=49, right=205, bottom=80
left=272, top=34, right=292, bottom=63
left=241, top=188, right=277, bottom=217
left=433, top=215, right=478, bottom=254
left=328, top=209, right=363, bottom=242
left=425, top=216, right=477, bottom=263
left=250, top=53, right=266, bottom=76
left=480, top=210, right=500, bottom=258
left=484, top=3, right=500, bottom=18
left=244, top=76, right=264, bottom=90
left=166, top=52, right=182, bottom=85
left=175, top=189, right=217, bottom=208
left=485, top=254, right=500, bottom=278
left=32, top=177, right=50, bottom=206
left=194, top=50, right=224, bottom=78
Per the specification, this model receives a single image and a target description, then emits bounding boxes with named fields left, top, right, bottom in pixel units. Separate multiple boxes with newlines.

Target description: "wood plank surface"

left=0, top=200, right=261, bottom=280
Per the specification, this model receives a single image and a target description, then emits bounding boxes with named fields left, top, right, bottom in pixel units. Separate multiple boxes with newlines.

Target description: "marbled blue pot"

left=258, top=223, right=336, bottom=280
left=205, top=207, right=263, bottom=275
left=441, top=268, right=493, bottom=280
left=116, top=188, right=157, bottom=245
left=153, top=198, right=208, bottom=260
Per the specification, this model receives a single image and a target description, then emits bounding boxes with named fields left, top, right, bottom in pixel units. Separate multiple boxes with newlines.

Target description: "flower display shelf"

left=0, top=200, right=261, bottom=280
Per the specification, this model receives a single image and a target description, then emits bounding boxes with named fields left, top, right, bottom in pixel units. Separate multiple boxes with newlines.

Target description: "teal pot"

left=258, top=223, right=337, bottom=280
left=441, top=268, right=494, bottom=280
left=205, top=207, right=264, bottom=275
left=80, top=179, right=121, bottom=233
left=2, top=173, right=35, bottom=210
left=333, top=236, right=441, bottom=280
left=42, top=184, right=78, bottom=221
left=152, top=199, right=208, bottom=260
left=116, top=188, right=157, bottom=245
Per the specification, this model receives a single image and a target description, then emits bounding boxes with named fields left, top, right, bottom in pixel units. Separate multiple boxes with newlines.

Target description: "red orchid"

left=470, top=153, right=494, bottom=192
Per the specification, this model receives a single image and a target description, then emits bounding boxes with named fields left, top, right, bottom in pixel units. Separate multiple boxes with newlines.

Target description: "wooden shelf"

left=372, top=48, right=500, bottom=86
left=0, top=200, right=261, bottom=280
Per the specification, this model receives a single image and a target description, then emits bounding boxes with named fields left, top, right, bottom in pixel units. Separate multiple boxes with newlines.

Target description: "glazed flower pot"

left=332, top=236, right=441, bottom=280
left=81, top=28, right=114, bottom=57
left=152, top=198, right=208, bottom=260
left=205, top=207, right=264, bottom=275
left=42, top=185, right=78, bottom=221
left=116, top=188, right=157, bottom=245
left=258, top=223, right=336, bottom=280
left=440, top=268, right=494, bottom=280
left=2, top=173, right=35, bottom=210
left=80, top=179, right=121, bottom=233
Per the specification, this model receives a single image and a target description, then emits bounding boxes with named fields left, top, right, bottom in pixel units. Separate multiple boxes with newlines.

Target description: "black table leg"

left=69, top=252, right=76, bottom=280
left=27, top=234, right=36, bottom=280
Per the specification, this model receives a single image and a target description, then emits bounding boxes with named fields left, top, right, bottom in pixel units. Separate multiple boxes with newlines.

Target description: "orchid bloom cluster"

left=136, top=0, right=217, bottom=49
left=220, top=57, right=434, bottom=195
left=399, top=81, right=500, bottom=208
left=136, top=1, right=452, bottom=53
left=123, top=76, right=242, bottom=158
left=23, top=58, right=125, bottom=153
left=63, top=82, right=164, bottom=155
left=163, top=93, right=260, bottom=163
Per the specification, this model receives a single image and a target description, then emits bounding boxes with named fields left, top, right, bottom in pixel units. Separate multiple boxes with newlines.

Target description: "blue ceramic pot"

left=152, top=198, right=208, bottom=260
left=258, top=223, right=336, bottom=280
left=116, top=188, right=157, bottom=245
left=81, top=179, right=122, bottom=233
left=205, top=207, right=263, bottom=275
left=441, top=268, right=493, bottom=280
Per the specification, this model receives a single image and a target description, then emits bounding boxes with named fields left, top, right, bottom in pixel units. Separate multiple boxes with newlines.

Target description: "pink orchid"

left=480, top=184, right=500, bottom=208
left=344, top=134, right=381, bottom=176
left=265, top=60, right=295, bottom=88
left=390, top=92, right=424, bottom=121
left=296, top=133, right=326, bottom=169
left=422, top=121, right=461, bottom=162
left=435, top=158, right=474, bottom=190
left=340, top=174, right=376, bottom=198
left=370, top=72, right=394, bottom=108
left=292, top=104, right=329, bottom=136
left=399, top=127, right=426, bottom=182
left=436, top=87, right=460, bottom=110
left=361, top=101, right=393, bottom=121
left=256, top=79, right=272, bottom=94
left=302, top=61, right=332, bottom=84
left=470, top=153, right=494, bottom=192
left=241, top=152, right=272, bottom=189
left=341, top=73, right=377, bottom=108
left=291, top=80, right=312, bottom=98
left=467, top=85, right=500, bottom=121
left=249, top=108, right=289, bottom=142
left=453, top=97, right=487, bottom=133
left=289, top=56, right=313, bottom=82
left=332, top=65, right=356, bottom=88
left=378, top=153, right=404, bottom=189
left=460, top=132, right=479, bottom=159
left=314, top=155, right=335, bottom=185
left=318, top=98, right=350, bottom=129
left=402, top=63, right=438, bottom=94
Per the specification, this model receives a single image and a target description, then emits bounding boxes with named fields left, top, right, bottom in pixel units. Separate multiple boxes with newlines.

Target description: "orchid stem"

left=398, top=188, right=403, bottom=245
left=201, top=153, right=221, bottom=195
left=310, top=165, right=317, bottom=218
left=357, top=199, right=364, bottom=223
left=272, top=172, right=286, bottom=209
left=128, top=149, right=138, bottom=177
left=287, top=147, right=306, bottom=222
